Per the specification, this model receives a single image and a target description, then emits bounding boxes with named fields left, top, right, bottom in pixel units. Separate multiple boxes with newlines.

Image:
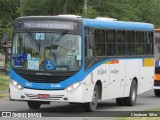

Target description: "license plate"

left=38, top=94, right=50, bottom=99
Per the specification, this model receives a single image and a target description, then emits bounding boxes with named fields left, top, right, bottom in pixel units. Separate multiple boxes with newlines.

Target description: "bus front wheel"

left=154, top=89, right=160, bottom=97
left=84, top=85, right=98, bottom=112
left=27, top=101, right=41, bottom=109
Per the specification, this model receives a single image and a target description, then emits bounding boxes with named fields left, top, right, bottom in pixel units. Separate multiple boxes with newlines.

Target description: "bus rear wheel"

left=27, top=101, right=41, bottom=109
left=123, top=80, right=137, bottom=106
left=84, top=85, right=98, bottom=112
left=154, top=89, right=160, bottom=97
left=116, top=98, right=124, bottom=106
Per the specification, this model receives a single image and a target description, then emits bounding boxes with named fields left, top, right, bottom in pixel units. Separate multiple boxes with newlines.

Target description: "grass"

left=148, top=108, right=160, bottom=111
left=114, top=108, right=160, bottom=120
left=116, top=118, right=160, bottom=120
left=0, top=72, right=9, bottom=91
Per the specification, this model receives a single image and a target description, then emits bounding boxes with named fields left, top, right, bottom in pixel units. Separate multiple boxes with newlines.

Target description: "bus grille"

left=20, top=74, right=69, bottom=83
left=25, top=93, right=64, bottom=101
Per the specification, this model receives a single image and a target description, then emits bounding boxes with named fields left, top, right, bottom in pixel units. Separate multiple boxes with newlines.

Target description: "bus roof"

left=14, top=16, right=83, bottom=23
left=83, top=19, right=154, bottom=31
left=15, top=16, right=154, bottom=31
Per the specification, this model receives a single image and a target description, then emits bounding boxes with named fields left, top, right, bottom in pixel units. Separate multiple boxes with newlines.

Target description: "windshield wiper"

left=25, top=30, right=36, bottom=42
left=25, top=31, right=43, bottom=54
left=54, top=30, right=68, bottom=43
left=51, top=30, right=68, bottom=50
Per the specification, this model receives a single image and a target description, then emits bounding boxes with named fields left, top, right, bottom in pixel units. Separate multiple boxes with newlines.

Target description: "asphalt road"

left=0, top=89, right=160, bottom=118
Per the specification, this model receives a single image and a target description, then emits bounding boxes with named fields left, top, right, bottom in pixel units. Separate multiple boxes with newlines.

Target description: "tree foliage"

left=21, top=0, right=83, bottom=16
left=0, top=0, right=19, bottom=41
left=1, top=0, right=160, bottom=42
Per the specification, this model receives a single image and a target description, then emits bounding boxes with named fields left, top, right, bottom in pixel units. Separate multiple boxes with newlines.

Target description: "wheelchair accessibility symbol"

left=45, top=60, right=55, bottom=70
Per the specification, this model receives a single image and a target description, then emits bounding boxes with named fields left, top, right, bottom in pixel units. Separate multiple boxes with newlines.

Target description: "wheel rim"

left=131, top=88, right=136, bottom=102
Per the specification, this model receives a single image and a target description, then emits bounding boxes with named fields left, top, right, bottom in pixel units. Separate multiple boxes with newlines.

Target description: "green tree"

left=21, top=0, right=83, bottom=16
left=0, top=0, right=19, bottom=42
left=1, top=0, right=160, bottom=41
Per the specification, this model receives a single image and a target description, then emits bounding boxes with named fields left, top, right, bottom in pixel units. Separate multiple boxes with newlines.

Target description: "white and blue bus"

left=10, top=15, right=155, bottom=111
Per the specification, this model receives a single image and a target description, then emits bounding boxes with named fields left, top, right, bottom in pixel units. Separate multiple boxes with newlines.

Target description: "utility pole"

left=84, top=0, right=87, bottom=18
left=3, top=23, right=12, bottom=74
left=20, top=0, right=24, bottom=16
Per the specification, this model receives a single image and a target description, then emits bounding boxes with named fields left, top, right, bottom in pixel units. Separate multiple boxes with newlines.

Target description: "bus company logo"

left=97, top=69, right=107, bottom=75
left=111, top=69, right=119, bottom=75
left=36, top=73, right=52, bottom=76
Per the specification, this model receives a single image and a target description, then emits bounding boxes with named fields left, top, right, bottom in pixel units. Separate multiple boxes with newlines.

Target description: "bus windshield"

left=155, top=31, right=160, bottom=60
left=11, top=32, right=82, bottom=71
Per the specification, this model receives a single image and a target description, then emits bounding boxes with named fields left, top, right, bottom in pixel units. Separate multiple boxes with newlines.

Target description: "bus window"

left=155, top=31, right=160, bottom=59
left=117, top=30, right=126, bottom=56
left=145, top=32, right=153, bottom=55
left=85, top=27, right=94, bottom=69
left=85, top=27, right=94, bottom=57
left=136, top=31, right=144, bottom=55
left=12, top=33, right=24, bottom=54
left=106, top=30, right=116, bottom=56
left=95, top=29, right=105, bottom=56
left=126, top=31, right=135, bottom=55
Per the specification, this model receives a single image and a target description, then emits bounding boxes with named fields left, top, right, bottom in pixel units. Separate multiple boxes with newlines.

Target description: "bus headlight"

left=11, top=79, right=24, bottom=90
left=65, top=81, right=82, bottom=92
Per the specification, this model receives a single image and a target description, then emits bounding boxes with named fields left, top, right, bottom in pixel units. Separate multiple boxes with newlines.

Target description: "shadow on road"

left=27, top=100, right=149, bottom=112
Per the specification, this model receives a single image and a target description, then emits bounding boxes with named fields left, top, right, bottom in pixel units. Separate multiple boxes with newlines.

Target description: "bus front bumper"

left=154, top=80, right=160, bottom=90
left=9, top=83, right=84, bottom=103
left=154, top=86, right=160, bottom=90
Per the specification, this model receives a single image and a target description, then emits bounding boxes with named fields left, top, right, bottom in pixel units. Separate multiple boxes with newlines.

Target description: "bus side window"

left=106, top=30, right=116, bottom=56
left=85, top=27, right=94, bottom=57
left=145, top=32, right=153, bottom=55
left=85, top=27, right=89, bottom=57
left=126, top=31, right=135, bottom=55
left=117, top=30, right=126, bottom=56
left=85, top=27, right=94, bottom=69
left=136, top=31, right=144, bottom=55
left=95, top=29, right=105, bottom=56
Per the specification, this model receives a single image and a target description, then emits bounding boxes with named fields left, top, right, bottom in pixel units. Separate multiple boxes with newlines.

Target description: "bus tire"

left=123, top=80, right=137, bottom=106
left=154, top=89, right=160, bottom=97
left=84, top=85, right=98, bottom=112
left=27, top=101, right=41, bottom=109
left=69, top=102, right=77, bottom=104
left=116, top=98, right=124, bottom=106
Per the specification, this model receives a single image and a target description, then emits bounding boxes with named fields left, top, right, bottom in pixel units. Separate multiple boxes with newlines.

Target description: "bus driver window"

left=67, top=40, right=80, bottom=71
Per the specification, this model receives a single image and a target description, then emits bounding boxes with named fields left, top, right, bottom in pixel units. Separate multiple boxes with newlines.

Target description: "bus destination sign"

left=18, top=20, right=77, bottom=30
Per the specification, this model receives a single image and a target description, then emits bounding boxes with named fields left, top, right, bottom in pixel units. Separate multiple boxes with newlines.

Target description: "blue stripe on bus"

left=10, top=57, right=154, bottom=90
left=83, top=57, right=154, bottom=78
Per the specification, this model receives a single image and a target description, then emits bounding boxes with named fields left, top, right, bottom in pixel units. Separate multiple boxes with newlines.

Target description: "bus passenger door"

left=139, top=58, right=154, bottom=94
left=109, top=59, right=126, bottom=98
